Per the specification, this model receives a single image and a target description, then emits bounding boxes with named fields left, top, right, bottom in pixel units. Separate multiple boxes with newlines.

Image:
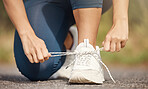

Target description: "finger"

left=116, top=41, right=121, bottom=52
left=121, top=41, right=126, bottom=48
left=44, top=57, right=49, bottom=61
left=26, top=53, right=34, bottom=63
left=32, top=51, right=39, bottom=63
left=36, top=49, right=44, bottom=62
left=41, top=47, right=49, bottom=61
left=48, top=53, right=51, bottom=57
left=45, top=53, right=51, bottom=61
left=102, top=41, right=104, bottom=46
left=40, top=60, right=44, bottom=63
left=104, top=40, right=111, bottom=51
left=110, top=41, right=116, bottom=52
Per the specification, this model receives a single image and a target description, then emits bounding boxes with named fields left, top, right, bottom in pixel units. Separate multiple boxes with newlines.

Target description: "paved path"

left=0, top=64, right=147, bottom=89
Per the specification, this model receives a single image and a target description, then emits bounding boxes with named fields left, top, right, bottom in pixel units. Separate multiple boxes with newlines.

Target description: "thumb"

left=48, top=53, right=51, bottom=57
left=102, top=41, right=105, bottom=46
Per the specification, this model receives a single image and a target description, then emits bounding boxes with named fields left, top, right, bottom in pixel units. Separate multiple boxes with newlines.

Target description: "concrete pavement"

left=0, top=64, right=148, bottom=89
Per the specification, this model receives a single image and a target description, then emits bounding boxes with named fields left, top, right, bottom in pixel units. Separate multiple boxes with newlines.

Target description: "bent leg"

left=14, top=0, right=74, bottom=81
left=70, top=0, right=103, bottom=48
left=64, top=0, right=111, bottom=49
left=73, top=8, right=102, bottom=48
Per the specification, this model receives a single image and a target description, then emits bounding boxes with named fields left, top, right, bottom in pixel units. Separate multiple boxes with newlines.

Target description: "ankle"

left=64, top=32, right=73, bottom=50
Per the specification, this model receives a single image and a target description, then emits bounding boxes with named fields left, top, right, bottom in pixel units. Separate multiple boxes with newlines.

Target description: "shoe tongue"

left=75, top=39, right=95, bottom=51
left=84, top=39, right=95, bottom=49
left=84, top=39, right=89, bottom=47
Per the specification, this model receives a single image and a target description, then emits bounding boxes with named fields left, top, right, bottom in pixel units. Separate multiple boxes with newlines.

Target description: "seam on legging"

left=72, top=2, right=103, bottom=10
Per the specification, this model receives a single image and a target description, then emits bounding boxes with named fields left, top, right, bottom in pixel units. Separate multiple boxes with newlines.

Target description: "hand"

left=21, top=32, right=51, bottom=63
left=102, top=21, right=128, bottom=52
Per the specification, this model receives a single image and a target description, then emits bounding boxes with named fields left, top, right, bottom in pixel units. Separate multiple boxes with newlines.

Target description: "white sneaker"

left=50, top=39, right=115, bottom=83
left=67, top=26, right=78, bottom=51
left=50, top=26, right=78, bottom=79
left=69, top=39, right=105, bottom=84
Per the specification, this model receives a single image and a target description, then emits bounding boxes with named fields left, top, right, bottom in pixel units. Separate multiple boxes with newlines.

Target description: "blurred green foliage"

left=0, top=1, right=13, bottom=33
left=97, top=0, right=148, bottom=65
left=0, top=0, right=148, bottom=65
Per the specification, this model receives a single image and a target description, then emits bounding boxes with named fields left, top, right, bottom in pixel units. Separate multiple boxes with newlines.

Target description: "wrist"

left=113, top=16, right=128, bottom=25
left=111, top=17, right=129, bottom=32
left=17, top=26, right=36, bottom=39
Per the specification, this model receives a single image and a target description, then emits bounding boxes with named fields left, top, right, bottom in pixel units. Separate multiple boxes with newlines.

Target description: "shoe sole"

left=69, top=70, right=104, bottom=84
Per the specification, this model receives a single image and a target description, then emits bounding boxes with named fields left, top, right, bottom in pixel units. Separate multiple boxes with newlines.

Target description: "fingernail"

left=48, top=53, right=51, bottom=57
left=35, top=61, right=39, bottom=63
left=30, top=61, right=34, bottom=63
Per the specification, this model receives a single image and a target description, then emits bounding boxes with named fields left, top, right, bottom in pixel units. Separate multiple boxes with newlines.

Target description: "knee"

left=17, top=65, right=50, bottom=81
left=22, top=72, right=49, bottom=81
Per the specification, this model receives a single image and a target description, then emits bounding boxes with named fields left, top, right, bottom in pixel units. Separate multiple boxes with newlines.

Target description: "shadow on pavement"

left=0, top=73, right=30, bottom=83
left=0, top=73, right=69, bottom=83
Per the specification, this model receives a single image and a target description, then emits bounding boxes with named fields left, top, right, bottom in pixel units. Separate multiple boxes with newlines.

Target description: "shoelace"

left=49, top=47, right=116, bottom=83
